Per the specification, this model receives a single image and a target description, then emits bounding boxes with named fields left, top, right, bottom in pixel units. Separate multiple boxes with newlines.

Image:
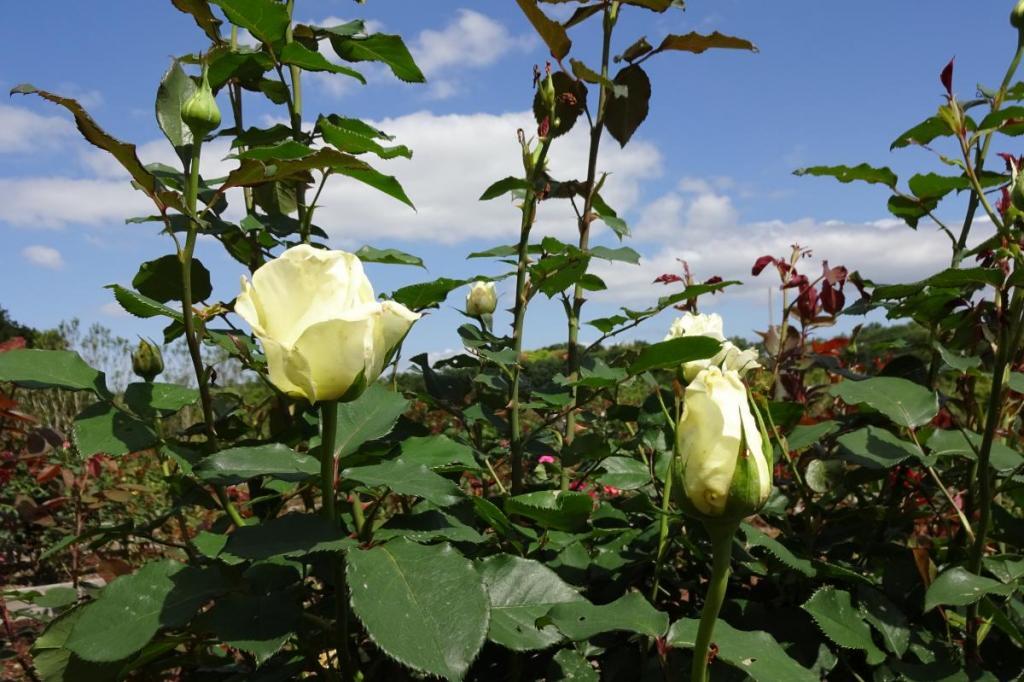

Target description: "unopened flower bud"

left=466, top=281, right=497, bottom=317
left=181, top=66, right=221, bottom=138
left=132, top=339, right=164, bottom=382
left=1012, top=0, right=1024, bottom=31
left=1011, top=161, right=1024, bottom=213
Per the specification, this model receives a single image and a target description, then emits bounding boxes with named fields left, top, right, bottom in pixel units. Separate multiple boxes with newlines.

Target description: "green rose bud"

left=132, top=338, right=164, bottom=382
left=1012, top=0, right=1024, bottom=31
left=671, top=367, right=773, bottom=525
left=465, top=281, right=497, bottom=317
left=180, top=66, right=221, bottom=138
left=1012, top=161, right=1024, bottom=213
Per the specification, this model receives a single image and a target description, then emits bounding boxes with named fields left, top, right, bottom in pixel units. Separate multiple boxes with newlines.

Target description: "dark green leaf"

left=354, top=246, right=424, bottom=267
left=549, top=649, right=598, bottom=681
left=209, top=0, right=289, bottom=44
left=480, top=176, right=529, bottom=201
left=787, top=420, right=838, bottom=451
left=155, top=60, right=197, bottom=165
left=342, top=459, right=465, bottom=506
left=859, top=587, right=910, bottom=657
left=66, top=560, right=225, bottom=662
left=328, top=383, right=409, bottom=460
left=926, top=429, right=1024, bottom=474
left=123, top=382, right=199, bottom=416
left=589, top=245, right=640, bottom=263
left=627, top=336, right=721, bottom=375
left=347, top=540, right=489, bottom=680
left=802, top=587, right=885, bottom=664
left=605, top=64, right=650, bottom=147
left=399, top=434, right=478, bottom=470
left=280, top=42, right=365, bottom=82
left=73, top=402, right=158, bottom=456
left=837, top=426, right=924, bottom=469
left=924, top=567, right=1015, bottom=611
left=392, top=277, right=469, bottom=310
left=667, top=617, right=817, bottom=682
left=205, top=593, right=300, bottom=664
left=596, top=456, right=650, bottom=490
left=540, top=592, right=668, bottom=640
left=106, top=285, right=183, bottom=321
left=224, top=513, right=352, bottom=561
left=170, top=0, right=222, bottom=42
left=742, top=523, right=815, bottom=577
left=237, top=140, right=314, bottom=160
left=505, top=491, right=593, bottom=531
left=477, top=554, right=583, bottom=651
left=318, top=116, right=412, bottom=160
left=132, top=255, right=212, bottom=303
left=890, top=116, right=953, bottom=150
left=330, top=34, right=425, bottom=83
left=194, top=444, right=318, bottom=485
left=0, top=349, right=109, bottom=396
left=336, top=165, right=415, bottom=209
left=828, top=377, right=938, bottom=427
left=794, top=163, right=898, bottom=189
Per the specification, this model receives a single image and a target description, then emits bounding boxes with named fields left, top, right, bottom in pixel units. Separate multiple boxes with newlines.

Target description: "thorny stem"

left=509, top=139, right=552, bottom=495
left=181, top=138, right=246, bottom=529
left=563, top=1, right=618, bottom=492
left=284, top=0, right=310, bottom=243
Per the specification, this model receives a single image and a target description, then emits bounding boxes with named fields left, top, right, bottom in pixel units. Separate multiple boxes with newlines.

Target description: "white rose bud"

left=665, top=313, right=760, bottom=381
left=235, top=244, right=420, bottom=403
left=672, top=367, right=773, bottom=522
left=465, top=281, right=497, bottom=317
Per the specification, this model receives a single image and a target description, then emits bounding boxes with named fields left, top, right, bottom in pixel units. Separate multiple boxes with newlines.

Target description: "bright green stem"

left=319, top=400, right=338, bottom=522
left=691, top=523, right=737, bottom=682
left=182, top=139, right=245, bottom=530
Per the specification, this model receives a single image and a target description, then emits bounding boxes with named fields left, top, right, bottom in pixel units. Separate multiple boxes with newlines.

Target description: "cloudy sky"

left=0, top=1, right=1014, bottom=363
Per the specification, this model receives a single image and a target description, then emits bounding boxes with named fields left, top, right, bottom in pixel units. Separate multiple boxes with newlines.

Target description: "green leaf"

left=318, top=116, right=412, bottom=160
left=549, top=649, right=598, bottom=681
left=31, top=607, right=124, bottom=681
left=667, top=617, right=817, bottom=682
left=605, top=64, right=650, bottom=147
left=354, top=246, right=424, bottom=267
left=480, top=176, right=529, bottom=201
left=934, top=341, right=981, bottom=371
left=0, top=349, right=109, bottom=396
left=280, top=42, right=365, bottom=83
left=328, top=383, right=409, bottom=460
left=477, top=554, right=583, bottom=651
left=330, top=33, right=425, bottom=83
left=342, top=459, right=465, bottom=507
left=193, top=444, right=318, bottom=485
left=399, top=434, right=478, bottom=470
left=336, top=165, right=415, bottom=209
left=924, top=566, right=1016, bottom=611
left=627, top=336, right=721, bottom=375
left=802, top=587, right=885, bottom=664
left=73, top=402, right=158, bottom=457
left=653, top=31, right=757, bottom=55
left=589, top=245, right=640, bottom=264
left=347, top=540, right=489, bottom=681
left=570, top=59, right=627, bottom=98
left=890, top=116, right=953, bottom=149
left=11, top=85, right=163, bottom=203
left=836, top=426, right=924, bottom=469
left=787, top=420, right=838, bottom=451
left=742, top=523, right=815, bottom=577
left=887, top=194, right=936, bottom=229
left=804, top=459, right=844, bottom=494
left=155, top=60, right=196, bottom=165
left=106, top=285, right=183, bottom=321
left=66, top=560, right=225, bottom=662
left=596, top=456, right=650, bottom=491
left=828, top=377, right=938, bottom=427
left=209, top=0, right=289, bottom=44
left=977, top=105, right=1024, bottom=134
left=926, top=429, right=1023, bottom=474
left=505, top=491, right=594, bottom=531
left=237, top=140, right=314, bottom=160
left=392, top=277, right=469, bottom=310
left=859, top=587, right=910, bottom=657
left=1008, top=371, right=1024, bottom=393
left=223, top=513, right=352, bottom=561
left=591, top=192, right=629, bottom=237
left=376, top=504, right=484, bottom=544
left=123, top=382, right=199, bottom=416
left=515, top=0, right=571, bottom=59
left=205, top=593, right=300, bottom=664
left=540, top=592, right=668, bottom=640
left=132, top=255, right=212, bottom=303
left=794, top=163, right=898, bottom=189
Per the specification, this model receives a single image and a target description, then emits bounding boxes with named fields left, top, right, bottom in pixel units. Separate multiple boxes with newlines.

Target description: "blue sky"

left=0, top=1, right=1015, bottom=367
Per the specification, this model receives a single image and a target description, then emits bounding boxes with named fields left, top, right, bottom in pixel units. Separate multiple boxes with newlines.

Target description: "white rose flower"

left=235, top=244, right=419, bottom=403
left=674, top=367, right=772, bottom=520
left=465, top=281, right=497, bottom=316
left=665, top=312, right=760, bottom=381
left=665, top=312, right=726, bottom=343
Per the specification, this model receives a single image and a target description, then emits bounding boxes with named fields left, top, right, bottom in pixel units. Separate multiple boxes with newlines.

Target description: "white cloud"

left=313, top=109, right=661, bottom=245
left=591, top=181, right=976, bottom=305
left=21, top=245, right=64, bottom=270
left=0, top=178, right=153, bottom=228
left=100, top=301, right=129, bottom=318
left=0, top=104, right=74, bottom=153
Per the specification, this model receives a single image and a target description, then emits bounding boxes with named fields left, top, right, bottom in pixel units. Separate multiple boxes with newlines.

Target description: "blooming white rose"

left=465, top=281, right=497, bottom=316
left=665, top=312, right=761, bottom=381
left=673, top=367, right=772, bottom=520
left=235, top=245, right=420, bottom=403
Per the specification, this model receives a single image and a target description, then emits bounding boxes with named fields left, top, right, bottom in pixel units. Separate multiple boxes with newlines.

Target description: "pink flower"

left=538, top=455, right=556, bottom=464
